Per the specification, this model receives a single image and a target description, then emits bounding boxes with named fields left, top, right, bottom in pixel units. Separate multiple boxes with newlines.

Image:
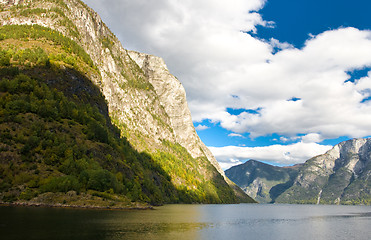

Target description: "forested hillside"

left=0, top=0, right=254, bottom=207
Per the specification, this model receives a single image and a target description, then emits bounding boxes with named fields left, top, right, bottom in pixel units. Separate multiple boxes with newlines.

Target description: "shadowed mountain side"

left=0, top=0, right=254, bottom=204
left=0, top=21, right=254, bottom=205
left=0, top=63, right=183, bottom=205
left=0, top=63, right=243, bottom=205
left=225, top=160, right=301, bottom=203
left=1, top=0, right=254, bottom=203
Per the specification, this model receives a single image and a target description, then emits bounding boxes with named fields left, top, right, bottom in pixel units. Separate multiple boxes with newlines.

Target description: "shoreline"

left=0, top=201, right=154, bottom=210
left=0, top=191, right=155, bottom=210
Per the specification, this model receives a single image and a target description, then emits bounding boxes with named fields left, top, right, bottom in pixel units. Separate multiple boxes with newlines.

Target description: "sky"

left=83, top=0, right=371, bottom=170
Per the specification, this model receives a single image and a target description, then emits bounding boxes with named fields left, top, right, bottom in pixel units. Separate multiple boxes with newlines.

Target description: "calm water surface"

left=1, top=204, right=370, bottom=240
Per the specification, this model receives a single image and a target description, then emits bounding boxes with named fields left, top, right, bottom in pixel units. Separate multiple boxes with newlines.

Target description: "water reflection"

left=1, top=204, right=371, bottom=240
left=0, top=205, right=206, bottom=240
left=197, top=204, right=371, bottom=240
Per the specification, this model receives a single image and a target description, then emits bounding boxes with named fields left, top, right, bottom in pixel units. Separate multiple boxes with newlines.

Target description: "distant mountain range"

left=225, top=160, right=302, bottom=203
left=226, top=138, right=371, bottom=205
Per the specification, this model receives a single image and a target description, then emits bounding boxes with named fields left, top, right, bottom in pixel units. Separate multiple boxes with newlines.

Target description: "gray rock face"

left=128, top=51, right=224, bottom=176
left=225, top=160, right=301, bottom=203
left=276, top=138, right=371, bottom=204
left=227, top=138, right=371, bottom=204
left=65, top=1, right=223, bottom=176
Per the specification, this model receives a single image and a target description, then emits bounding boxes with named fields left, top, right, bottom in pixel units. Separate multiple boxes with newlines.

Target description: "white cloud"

left=191, top=27, right=371, bottom=140
left=83, top=1, right=371, bottom=160
left=194, top=124, right=209, bottom=131
left=278, top=134, right=323, bottom=143
left=209, top=142, right=332, bottom=170
left=228, top=133, right=245, bottom=138
left=219, top=159, right=244, bottom=171
left=301, top=133, right=324, bottom=143
left=268, top=38, right=294, bottom=51
left=279, top=136, right=289, bottom=142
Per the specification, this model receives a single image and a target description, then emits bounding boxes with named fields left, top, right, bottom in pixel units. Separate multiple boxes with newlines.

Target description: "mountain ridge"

left=277, top=138, right=371, bottom=204
left=226, top=138, right=371, bottom=205
left=225, top=159, right=302, bottom=203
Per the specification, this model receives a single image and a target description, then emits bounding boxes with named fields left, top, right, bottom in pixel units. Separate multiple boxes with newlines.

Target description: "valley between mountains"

left=0, top=0, right=369, bottom=208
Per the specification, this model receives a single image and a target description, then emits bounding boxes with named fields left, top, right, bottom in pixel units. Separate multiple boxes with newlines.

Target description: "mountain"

left=225, top=160, right=302, bottom=203
left=226, top=138, right=371, bottom=205
left=276, top=138, right=371, bottom=205
left=0, top=0, right=254, bottom=207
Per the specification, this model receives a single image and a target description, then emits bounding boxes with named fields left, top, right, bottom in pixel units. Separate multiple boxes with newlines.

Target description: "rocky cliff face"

left=0, top=0, right=250, bottom=203
left=128, top=51, right=224, bottom=176
left=227, top=138, right=371, bottom=205
left=276, top=138, right=371, bottom=204
left=0, top=0, right=173, bottom=150
left=225, top=160, right=301, bottom=203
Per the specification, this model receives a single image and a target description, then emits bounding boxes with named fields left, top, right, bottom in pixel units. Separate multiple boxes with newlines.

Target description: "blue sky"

left=195, top=0, right=371, bottom=168
left=84, top=0, right=371, bottom=169
left=256, top=0, right=370, bottom=48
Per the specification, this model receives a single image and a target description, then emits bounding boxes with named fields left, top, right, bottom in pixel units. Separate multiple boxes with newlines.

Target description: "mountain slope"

left=0, top=0, right=254, bottom=205
left=276, top=138, right=371, bottom=205
left=227, top=138, right=371, bottom=205
left=0, top=25, right=181, bottom=207
left=225, top=160, right=302, bottom=203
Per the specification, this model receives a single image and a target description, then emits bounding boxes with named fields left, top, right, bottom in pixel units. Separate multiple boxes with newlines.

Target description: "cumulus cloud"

left=279, top=136, right=290, bottom=142
left=219, top=159, right=244, bottom=171
left=194, top=124, right=209, bottom=131
left=228, top=133, right=245, bottom=138
left=212, top=28, right=371, bottom=140
left=301, top=133, right=324, bottom=143
left=209, top=142, right=332, bottom=170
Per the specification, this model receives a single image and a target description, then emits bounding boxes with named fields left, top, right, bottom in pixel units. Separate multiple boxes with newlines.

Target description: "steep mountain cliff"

left=127, top=51, right=224, bottom=176
left=0, top=0, right=254, bottom=206
left=227, top=138, right=371, bottom=205
left=225, top=160, right=302, bottom=203
left=276, top=138, right=371, bottom=205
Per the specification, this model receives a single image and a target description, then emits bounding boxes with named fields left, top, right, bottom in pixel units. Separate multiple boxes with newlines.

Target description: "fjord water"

left=1, top=204, right=370, bottom=240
